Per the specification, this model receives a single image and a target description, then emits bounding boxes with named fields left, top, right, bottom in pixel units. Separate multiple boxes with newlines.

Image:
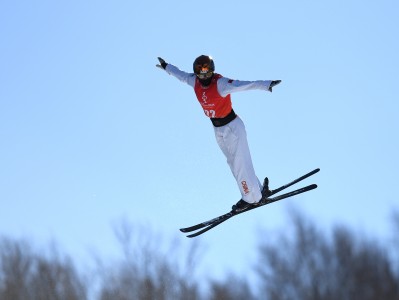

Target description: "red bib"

left=194, top=74, right=232, bottom=118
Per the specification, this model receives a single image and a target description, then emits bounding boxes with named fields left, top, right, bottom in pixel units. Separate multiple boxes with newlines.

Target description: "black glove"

left=156, top=57, right=168, bottom=70
left=268, top=80, right=281, bottom=92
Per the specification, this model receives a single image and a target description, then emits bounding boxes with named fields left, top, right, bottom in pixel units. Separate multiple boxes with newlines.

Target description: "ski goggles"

left=195, top=66, right=213, bottom=79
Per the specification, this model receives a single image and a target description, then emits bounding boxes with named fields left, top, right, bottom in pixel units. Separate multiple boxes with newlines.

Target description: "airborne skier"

left=156, top=55, right=281, bottom=212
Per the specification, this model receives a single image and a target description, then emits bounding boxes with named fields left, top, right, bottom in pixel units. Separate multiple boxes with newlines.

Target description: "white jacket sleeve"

left=164, top=64, right=196, bottom=88
left=217, top=77, right=272, bottom=97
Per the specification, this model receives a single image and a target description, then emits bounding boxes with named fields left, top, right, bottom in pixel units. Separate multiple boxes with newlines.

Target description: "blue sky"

left=1, top=0, right=398, bottom=279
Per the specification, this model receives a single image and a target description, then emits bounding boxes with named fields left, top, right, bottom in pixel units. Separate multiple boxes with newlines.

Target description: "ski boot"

left=261, top=177, right=272, bottom=199
left=232, top=199, right=256, bottom=212
left=232, top=177, right=272, bottom=212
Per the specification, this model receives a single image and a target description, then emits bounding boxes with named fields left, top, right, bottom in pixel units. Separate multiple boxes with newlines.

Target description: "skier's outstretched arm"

left=156, top=57, right=196, bottom=87
left=218, top=78, right=282, bottom=97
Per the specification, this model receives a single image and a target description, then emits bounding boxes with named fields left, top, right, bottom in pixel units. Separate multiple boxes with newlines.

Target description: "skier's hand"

left=268, top=80, right=281, bottom=92
left=156, top=57, right=168, bottom=70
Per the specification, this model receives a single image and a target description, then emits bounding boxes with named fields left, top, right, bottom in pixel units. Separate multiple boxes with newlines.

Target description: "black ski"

left=180, top=168, right=320, bottom=238
left=181, top=168, right=319, bottom=233
left=185, top=184, right=316, bottom=238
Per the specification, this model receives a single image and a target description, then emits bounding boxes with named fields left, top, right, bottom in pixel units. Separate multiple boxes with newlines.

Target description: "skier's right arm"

left=156, top=57, right=196, bottom=88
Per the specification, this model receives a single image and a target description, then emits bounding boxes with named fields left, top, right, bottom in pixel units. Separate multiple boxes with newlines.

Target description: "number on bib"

left=204, top=110, right=216, bottom=118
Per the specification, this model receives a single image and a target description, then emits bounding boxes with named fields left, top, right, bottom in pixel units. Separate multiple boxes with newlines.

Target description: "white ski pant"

left=214, top=116, right=262, bottom=203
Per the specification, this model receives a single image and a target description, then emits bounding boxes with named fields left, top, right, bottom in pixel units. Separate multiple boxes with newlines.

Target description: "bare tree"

left=29, top=254, right=87, bottom=300
left=0, top=238, right=32, bottom=300
left=0, top=237, right=87, bottom=300
left=208, top=274, right=255, bottom=300
left=255, top=209, right=399, bottom=300
left=97, top=219, right=202, bottom=300
left=391, top=209, right=399, bottom=259
left=2, top=209, right=398, bottom=300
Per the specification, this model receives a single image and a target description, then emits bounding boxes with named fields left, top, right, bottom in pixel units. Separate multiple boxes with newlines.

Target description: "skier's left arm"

left=217, top=78, right=281, bottom=97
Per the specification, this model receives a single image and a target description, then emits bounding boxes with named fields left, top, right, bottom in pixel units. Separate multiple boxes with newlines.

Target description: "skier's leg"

left=214, top=117, right=262, bottom=204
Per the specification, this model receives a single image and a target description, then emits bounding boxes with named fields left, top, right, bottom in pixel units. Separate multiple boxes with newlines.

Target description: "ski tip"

left=179, top=228, right=188, bottom=233
left=308, top=168, right=320, bottom=176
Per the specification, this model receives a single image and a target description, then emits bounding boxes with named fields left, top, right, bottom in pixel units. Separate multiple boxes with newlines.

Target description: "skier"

left=156, top=55, right=281, bottom=212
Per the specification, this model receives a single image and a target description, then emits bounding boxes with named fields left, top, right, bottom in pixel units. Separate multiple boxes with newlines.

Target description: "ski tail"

left=180, top=213, right=231, bottom=233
